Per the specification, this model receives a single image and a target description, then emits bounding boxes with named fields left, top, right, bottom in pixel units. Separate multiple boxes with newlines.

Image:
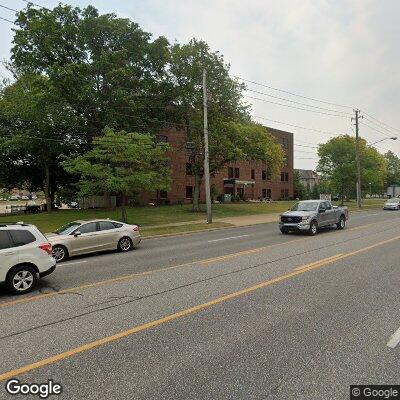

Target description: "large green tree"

left=317, top=135, right=387, bottom=202
left=168, top=39, right=284, bottom=210
left=384, top=151, right=400, bottom=186
left=11, top=4, right=172, bottom=140
left=62, top=128, right=171, bottom=221
left=0, top=74, right=83, bottom=210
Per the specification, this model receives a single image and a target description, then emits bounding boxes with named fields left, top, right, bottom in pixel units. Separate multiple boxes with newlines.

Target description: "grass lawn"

left=0, top=198, right=386, bottom=235
left=141, top=222, right=233, bottom=237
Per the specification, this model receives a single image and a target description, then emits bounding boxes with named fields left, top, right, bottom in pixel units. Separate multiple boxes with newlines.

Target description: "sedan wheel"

left=6, top=266, right=38, bottom=295
left=118, top=237, right=133, bottom=252
left=52, top=245, right=68, bottom=262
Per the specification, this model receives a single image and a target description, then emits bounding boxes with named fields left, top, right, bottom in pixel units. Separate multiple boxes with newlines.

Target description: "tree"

left=293, top=171, right=308, bottom=200
left=11, top=4, right=172, bottom=142
left=317, top=135, right=387, bottom=203
left=0, top=74, right=83, bottom=210
left=62, top=128, right=171, bottom=222
left=384, top=151, right=400, bottom=186
left=168, top=39, right=284, bottom=210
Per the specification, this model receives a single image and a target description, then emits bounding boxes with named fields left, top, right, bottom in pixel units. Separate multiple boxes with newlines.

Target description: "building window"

left=156, top=135, right=168, bottom=143
left=251, top=169, right=255, bottom=180
left=281, top=189, right=289, bottom=199
left=228, top=167, right=234, bottom=179
left=281, top=172, right=285, bottom=182
left=267, top=188, right=271, bottom=198
left=284, top=156, right=288, bottom=166
left=159, top=190, right=168, bottom=199
left=279, top=137, right=288, bottom=149
left=186, top=186, right=193, bottom=199
left=262, top=170, right=267, bottom=181
left=234, top=168, right=240, bottom=178
left=262, top=189, right=267, bottom=198
left=186, top=163, right=193, bottom=175
left=285, top=172, right=289, bottom=182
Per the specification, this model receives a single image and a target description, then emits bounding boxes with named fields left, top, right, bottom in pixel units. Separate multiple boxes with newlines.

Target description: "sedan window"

left=55, top=222, right=81, bottom=235
left=78, top=223, right=98, bottom=234
left=99, top=221, right=116, bottom=231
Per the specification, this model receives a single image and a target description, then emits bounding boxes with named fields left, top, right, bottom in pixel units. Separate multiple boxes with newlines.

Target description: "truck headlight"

left=302, top=216, right=310, bottom=222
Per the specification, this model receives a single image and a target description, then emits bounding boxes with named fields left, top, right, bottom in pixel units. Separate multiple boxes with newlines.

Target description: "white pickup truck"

left=279, top=200, right=349, bottom=235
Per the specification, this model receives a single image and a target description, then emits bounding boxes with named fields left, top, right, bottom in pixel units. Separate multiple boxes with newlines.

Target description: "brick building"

left=140, top=124, right=294, bottom=205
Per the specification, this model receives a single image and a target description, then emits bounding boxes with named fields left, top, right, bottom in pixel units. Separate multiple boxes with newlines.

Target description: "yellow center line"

left=293, top=254, right=344, bottom=271
left=0, top=234, right=398, bottom=382
left=0, top=218, right=393, bottom=310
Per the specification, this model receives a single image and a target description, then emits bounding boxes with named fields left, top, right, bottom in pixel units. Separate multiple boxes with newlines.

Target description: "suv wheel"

left=118, top=237, right=133, bottom=252
left=52, top=245, right=68, bottom=262
left=6, top=265, right=38, bottom=295
left=309, top=221, right=318, bottom=236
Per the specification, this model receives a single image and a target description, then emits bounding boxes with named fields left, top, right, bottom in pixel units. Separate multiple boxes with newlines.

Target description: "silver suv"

left=0, top=223, right=56, bottom=294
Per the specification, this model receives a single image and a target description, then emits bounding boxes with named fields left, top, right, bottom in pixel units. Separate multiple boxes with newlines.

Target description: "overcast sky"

left=1, top=0, right=399, bottom=170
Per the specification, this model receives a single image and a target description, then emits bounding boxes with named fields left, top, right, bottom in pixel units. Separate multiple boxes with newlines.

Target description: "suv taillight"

left=39, top=243, right=52, bottom=255
left=133, top=225, right=139, bottom=232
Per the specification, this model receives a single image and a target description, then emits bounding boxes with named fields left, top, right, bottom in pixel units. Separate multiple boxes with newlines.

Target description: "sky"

left=1, top=0, right=399, bottom=170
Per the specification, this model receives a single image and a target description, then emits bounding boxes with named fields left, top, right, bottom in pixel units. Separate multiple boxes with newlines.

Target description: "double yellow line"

left=0, top=234, right=398, bottom=382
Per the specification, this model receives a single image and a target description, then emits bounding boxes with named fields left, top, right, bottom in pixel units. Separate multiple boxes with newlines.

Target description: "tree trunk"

left=121, top=194, right=128, bottom=223
left=192, top=173, right=202, bottom=212
left=44, top=165, right=52, bottom=213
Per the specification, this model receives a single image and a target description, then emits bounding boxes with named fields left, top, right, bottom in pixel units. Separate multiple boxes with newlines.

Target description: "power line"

left=234, top=75, right=353, bottom=110
left=0, top=4, right=18, bottom=12
left=360, top=121, right=397, bottom=138
left=361, top=110, right=400, bottom=134
left=252, top=114, right=343, bottom=137
left=0, top=15, right=14, bottom=23
left=363, top=116, right=399, bottom=136
left=20, top=0, right=50, bottom=10
left=245, top=88, right=352, bottom=117
left=245, top=95, right=349, bottom=118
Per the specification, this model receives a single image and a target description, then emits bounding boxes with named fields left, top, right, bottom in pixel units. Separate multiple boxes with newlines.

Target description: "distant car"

left=46, top=219, right=141, bottom=262
left=383, top=197, right=400, bottom=210
left=69, top=201, right=79, bottom=209
left=31, top=195, right=38, bottom=200
left=279, top=200, right=349, bottom=235
left=0, top=223, right=56, bottom=294
left=21, top=195, right=29, bottom=200
left=9, top=195, right=20, bottom=201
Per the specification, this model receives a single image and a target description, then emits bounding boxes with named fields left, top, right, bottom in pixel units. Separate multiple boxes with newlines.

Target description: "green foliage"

left=0, top=73, right=83, bottom=207
left=317, top=135, right=387, bottom=198
left=12, top=4, right=172, bottom=137
left=62, top=128, right=171, bottom=198
left=168, top=39, right=283, bottom=209
left=293, top=170, right=308, bottom=199
left=384, top=151, right=400, bottom=186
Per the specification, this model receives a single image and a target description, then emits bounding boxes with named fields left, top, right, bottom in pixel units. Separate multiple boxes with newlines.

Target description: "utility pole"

left=352, top=109, right=362, bottom=208
left=203, top=69, right=212, bottom=223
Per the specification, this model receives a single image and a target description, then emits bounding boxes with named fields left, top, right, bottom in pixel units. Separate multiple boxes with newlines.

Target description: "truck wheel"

left=336, top=216, right=345, bottom=230
left=309, top=221, right=318, bottom=236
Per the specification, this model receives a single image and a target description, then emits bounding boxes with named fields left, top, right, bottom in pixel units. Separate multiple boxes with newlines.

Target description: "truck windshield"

left=291, top=202, right=319, bottom=211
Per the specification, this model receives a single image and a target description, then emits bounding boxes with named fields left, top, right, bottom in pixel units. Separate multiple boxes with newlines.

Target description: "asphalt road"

left=0, top=209, right=399, bottom=399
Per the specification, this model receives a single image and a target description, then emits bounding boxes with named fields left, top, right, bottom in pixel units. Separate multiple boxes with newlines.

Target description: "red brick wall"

left=140, top=125, right=294, bottom=204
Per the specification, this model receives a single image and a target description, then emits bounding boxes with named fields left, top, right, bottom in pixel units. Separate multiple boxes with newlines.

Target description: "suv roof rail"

left=0, top=221, right=29, bottom=227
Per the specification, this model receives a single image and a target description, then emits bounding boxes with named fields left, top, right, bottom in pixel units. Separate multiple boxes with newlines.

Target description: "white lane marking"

left=62, top=260, right=88, bottom=266
left=387, top=327, right=400, bottom=348
left=208, top=234, right=250, bottom=243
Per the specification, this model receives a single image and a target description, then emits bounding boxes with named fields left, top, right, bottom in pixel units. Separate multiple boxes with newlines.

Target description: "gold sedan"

left=46, top=219, right=141, bottom=262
